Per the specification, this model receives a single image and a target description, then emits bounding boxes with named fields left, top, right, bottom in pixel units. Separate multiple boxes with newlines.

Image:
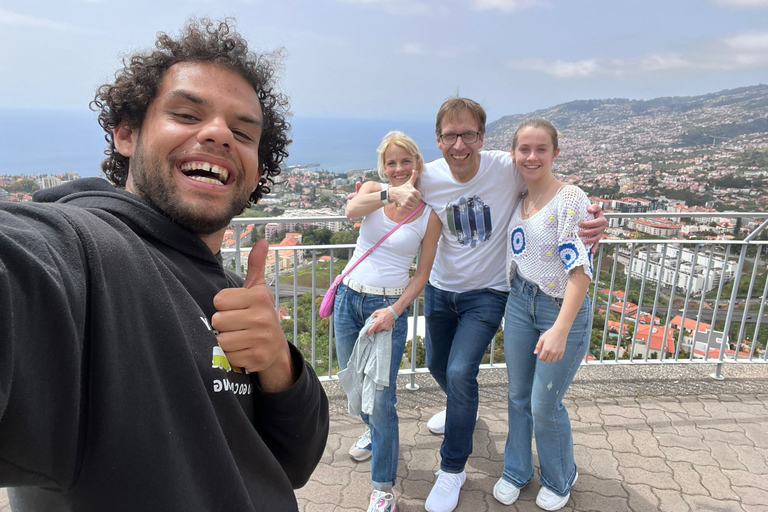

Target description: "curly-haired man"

left=0, top=18, right=329, bottom=512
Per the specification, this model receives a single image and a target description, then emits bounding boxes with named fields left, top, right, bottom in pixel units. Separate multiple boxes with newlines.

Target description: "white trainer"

left=493, top=477, right=521, bottom=505
left=349, top=429, right=372, bottom=461
left=426, top=409, right=480, bottom=435
left=535, top=472, right=578, bottom=511
left=425, top=470, right=466, bottom=512
left=367, top=489, right=396, bottom=512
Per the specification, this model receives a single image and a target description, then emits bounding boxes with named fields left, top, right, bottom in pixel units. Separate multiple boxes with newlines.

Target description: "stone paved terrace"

left=2, top=363, right=767, bottom=512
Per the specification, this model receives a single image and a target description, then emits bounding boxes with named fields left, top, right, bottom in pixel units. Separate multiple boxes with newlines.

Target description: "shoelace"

left=434, top=471, right=463, bottom=492
left=356, top=429, right=371, bottom=448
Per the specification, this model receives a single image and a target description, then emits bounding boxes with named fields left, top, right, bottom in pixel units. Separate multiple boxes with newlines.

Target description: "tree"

left=4, top=179, right=39, bottom=193
left=330, top=230, right=358, bottom=245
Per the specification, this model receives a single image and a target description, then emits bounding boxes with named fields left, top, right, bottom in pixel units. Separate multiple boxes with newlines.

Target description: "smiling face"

left=512, top=126, right=560, bottom=186
left=437, top=109, right=484, bottom=183
left=115, top=61, right=263, bottom=235
left=383, top=143, right=421, bottom=185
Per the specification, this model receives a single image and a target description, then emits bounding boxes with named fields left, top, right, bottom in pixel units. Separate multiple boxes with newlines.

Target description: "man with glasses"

left=382, top=97, right=606, bottom=512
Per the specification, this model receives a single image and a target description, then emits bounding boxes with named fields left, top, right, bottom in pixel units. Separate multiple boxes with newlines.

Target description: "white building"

left=626, top=245, right=736, bottom=294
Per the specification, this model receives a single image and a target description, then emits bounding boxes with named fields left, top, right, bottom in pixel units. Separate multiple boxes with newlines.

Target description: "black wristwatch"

left=380, top=184, right=389, bottom=205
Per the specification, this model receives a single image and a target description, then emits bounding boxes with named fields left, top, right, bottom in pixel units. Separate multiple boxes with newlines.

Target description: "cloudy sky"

left=1, top=0, right=768, bottom=123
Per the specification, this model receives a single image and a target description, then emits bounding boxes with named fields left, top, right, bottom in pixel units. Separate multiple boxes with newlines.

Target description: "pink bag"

left=319, top=275, right=343, bottom=318
left=317, top=202, right=425, bottom=318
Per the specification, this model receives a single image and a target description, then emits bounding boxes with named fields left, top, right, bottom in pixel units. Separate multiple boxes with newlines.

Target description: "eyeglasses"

left=438, top=131, right=481, bottom=145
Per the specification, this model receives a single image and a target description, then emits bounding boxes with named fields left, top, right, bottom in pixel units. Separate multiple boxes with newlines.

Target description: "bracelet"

left=387, top=306, right=398, bottom=320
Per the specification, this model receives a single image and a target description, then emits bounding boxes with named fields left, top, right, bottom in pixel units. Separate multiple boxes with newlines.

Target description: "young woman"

left=493, top=118, right=593, bottom=511
left=334, top=131, right=442, bottom=512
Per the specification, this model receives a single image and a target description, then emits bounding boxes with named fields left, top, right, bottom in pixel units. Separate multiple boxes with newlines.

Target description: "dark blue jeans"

left=424, top=282, right=508, bottom=473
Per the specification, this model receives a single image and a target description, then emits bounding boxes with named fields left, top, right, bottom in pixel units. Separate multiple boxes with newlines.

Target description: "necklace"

left=523, top=192, right=544, bottom=216
left=523, top=177, right=557, bottom=217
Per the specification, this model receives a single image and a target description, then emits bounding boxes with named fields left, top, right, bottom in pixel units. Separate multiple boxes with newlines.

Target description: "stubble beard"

left=129, top=139, right=253, bottom=236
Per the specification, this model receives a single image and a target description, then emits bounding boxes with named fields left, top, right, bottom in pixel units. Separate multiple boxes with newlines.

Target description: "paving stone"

left=572, top=430, right=612, bottom=451
left=652, top=488, right=691, bottom=512
left=741, top=420, right=768, bottom=449
left=683, top=495, right=744, bottom=511
left=732, top=484, right=768, bottom=507
left=627, top=429, right=665, bottom=458
left=656, top=432, right=708, bottom=451
left=662, top=445, right=718, bottom=466
left=614, top=452, right=669, bottom=473
left=679, top=397, right=713, bottom=419
left=667, top=460, right=710, bottom=496
left=697, top=421, right=749, bottom=445
left=708, top=439, right=749, bottom=471
left=731, top=443, right=768, bottom=473
left=575, top=473, right=627, bottom=497
left=617, top=467, right=678, bottom=490
left=572, top=491, right=631, bottom=512
left=623, top=483, right=661, bottom=512
left=605, top=428, right=637, bottom=453
left=695, top=463, right=740, bottom=500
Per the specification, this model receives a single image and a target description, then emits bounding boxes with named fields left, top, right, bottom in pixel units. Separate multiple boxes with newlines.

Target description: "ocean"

left=0, top=108, right=441, bottom=177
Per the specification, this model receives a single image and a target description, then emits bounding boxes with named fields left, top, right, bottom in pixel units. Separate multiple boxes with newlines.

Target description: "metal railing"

left=222, top=212, right=768, bottom=385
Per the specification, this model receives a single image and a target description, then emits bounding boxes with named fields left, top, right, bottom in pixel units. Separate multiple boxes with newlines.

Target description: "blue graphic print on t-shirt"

left=446, top=195, right=493, bottom=247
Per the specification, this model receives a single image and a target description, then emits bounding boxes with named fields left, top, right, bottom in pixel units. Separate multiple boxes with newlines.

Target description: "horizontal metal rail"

left=224, top=211, right=768, bottom=384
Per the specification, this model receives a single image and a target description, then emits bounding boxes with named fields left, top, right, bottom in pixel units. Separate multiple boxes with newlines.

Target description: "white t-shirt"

left=344, top=204, right=433, bottom=289
left=420, top=150, right=524, bottom=292
left=507, top=185, right=594, bottom=298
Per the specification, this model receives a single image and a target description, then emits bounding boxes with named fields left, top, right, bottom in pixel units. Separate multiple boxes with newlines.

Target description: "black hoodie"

left=0, top=178, right=329, bottom=511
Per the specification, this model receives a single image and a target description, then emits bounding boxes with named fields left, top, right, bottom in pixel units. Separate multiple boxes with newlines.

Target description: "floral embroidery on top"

left=506, top=185, right=593, bottom=298
left=511, top=227, right=526, bottom=255
left=558, top=241, right=580, bottom=271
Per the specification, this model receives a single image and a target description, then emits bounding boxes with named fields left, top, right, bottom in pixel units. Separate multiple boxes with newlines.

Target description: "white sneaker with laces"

left=426, top=409, right=480, bottom=435
left=535, top=472, right=578, bottom=511
left=367, top=489, right=396, bottom=512
left=349, top=429, right=372, bottom=461
left=493, top=477, right=521, bottom=505
left=424, top=470, right=466, bottom=512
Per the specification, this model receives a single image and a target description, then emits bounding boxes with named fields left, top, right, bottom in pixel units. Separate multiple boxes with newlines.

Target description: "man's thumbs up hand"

left=212, top=239, right=295, bottom=391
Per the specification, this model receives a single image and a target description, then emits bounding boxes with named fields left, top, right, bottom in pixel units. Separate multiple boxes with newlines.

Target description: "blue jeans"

left=333, top=283, right=410, bottom=490
left=424, top=282, right=508, bottom=473
left=502, top=273, right=590, bottom=496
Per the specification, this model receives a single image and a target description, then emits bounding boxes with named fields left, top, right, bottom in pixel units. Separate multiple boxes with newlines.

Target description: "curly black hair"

left=90, top=17, right=290, bottom=203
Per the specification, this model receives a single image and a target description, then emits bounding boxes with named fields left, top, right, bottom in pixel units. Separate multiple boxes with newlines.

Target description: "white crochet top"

left=506, top=185, right=594, bottom=298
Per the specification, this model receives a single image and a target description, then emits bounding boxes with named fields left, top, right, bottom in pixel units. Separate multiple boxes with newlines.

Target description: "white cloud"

left=725, top=32, right=768, bottom=50
left=712, top=0, right=768, bottom=7
left=472, top=0, right=549, bottom=12
left=507, top=31, right=768, bottom=78
left=0, top=7, right=74, bottom=31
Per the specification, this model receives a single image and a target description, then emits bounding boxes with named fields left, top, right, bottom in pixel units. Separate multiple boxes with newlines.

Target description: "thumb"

left=355, top=181, right=362, bottom=194
left=409, top=169, right=419, bottom=186
left=534, top=337, right=544, bottom=355
left=243, top=238, right=268, bottom=289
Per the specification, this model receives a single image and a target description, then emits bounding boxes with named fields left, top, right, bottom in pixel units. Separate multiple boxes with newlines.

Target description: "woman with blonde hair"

left=334, top=131, right=442, bottom=512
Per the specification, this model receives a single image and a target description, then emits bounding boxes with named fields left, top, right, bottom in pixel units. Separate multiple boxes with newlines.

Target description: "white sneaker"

left=426, top=409, right=480, bottom=435
left=424, top=470, right=466, bottom=512
left=367, top=489, right=396, bottom=512
left=349, top=429, right=372, bottom=461
left=493, top=477, right=521, bottom=505
left=535, top=472, right=577, bottom=511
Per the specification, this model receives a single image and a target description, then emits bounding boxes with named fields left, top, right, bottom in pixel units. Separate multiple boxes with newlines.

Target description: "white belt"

left=343, top=277, right=406, bottom=296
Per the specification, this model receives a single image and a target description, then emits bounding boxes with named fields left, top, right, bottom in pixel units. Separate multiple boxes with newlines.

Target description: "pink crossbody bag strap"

left=335, top=201, right=425, bottom=282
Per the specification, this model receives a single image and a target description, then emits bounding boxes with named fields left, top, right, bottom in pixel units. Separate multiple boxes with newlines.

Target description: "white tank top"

left=343, top=204, right=433, bottom=289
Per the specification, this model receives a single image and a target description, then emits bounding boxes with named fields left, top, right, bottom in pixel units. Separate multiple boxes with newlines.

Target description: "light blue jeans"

left=502, top=273, right=590, bottom=496
left=334, top=283, right=409, bottom=490
left=424, top=283, right=509, bottom=473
